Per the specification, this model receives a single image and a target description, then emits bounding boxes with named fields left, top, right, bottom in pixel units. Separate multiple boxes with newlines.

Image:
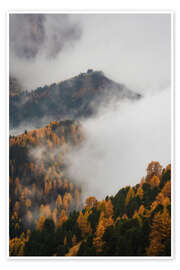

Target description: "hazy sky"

left=10, top=13, right=171, bottom=93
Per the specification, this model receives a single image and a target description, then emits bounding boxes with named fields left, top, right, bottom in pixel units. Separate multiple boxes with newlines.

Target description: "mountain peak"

left=10, top=71, right=141, bottom=130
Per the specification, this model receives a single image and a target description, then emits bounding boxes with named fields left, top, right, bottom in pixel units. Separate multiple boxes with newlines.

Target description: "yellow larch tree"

left=136, top=186, right=144, bottom=200
left=56, top=194, right=63, bottom=209
left=72, top=234, right=77, bottom=245
left=104, top=199, right=114, bottom=218
left=138, top=204, right=145, bottom=216
left=93, top=218, right=105, bottom=253
left=77, top=210, right=92, bottom=237
left=9, top=237, right=25, bottom=256
left=93, top=211, right=114, bottom=253
left=52, top=208, right=58, bottom=225
left=149, top=175, right=160, bottom=188
left=161, top=181, right=171, bottom=199
left=37, top=216, right=45, bottom=231
left=43, top=205, right=51, bottom=218
left=85, top=196, right=98, bottom=210
left=146, top=207, right=171, bottom=256
left=146, top=161, right=162, bottom=183
left=58, top=209, right=68, bottom=227
left=125, top=187, right=135, bottom=205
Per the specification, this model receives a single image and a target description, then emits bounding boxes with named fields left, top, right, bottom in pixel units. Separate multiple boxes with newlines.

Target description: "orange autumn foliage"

left=85, top=196, right=98, bottom=209
left=125, top=187, right=135, bottom=205
left=146, top=208, right=171, bottom=256
left=58, top=209, right=68, bottom=227
left=93, top=212, right=114, bottom=252
left=37, top=216, right=45, bottom=231
left=77, top=211, right=92, bottom=237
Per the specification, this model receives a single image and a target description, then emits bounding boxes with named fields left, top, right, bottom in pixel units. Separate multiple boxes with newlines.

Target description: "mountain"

left=9, top=70, right=141, bottom=129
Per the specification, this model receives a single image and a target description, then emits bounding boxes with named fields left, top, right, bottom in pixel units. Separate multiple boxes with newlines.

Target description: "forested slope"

left=9, top=120, right=84, bottom=244
left=10, top=70, right=141, bottom=129
left=9, top=124, right=171, bottom=257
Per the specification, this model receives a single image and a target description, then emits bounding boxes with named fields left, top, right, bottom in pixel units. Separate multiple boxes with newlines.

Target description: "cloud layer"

left=9, top=14, right=171, bottom=92
left=10, top=14, right=82, bottom=59
left=65, top=89, right=171, bottom=200
left=9, top=14, right=82, bottom=89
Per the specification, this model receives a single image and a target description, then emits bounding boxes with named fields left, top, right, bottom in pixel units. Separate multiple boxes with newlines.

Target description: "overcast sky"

left=10, top=13, right=171, bottom=94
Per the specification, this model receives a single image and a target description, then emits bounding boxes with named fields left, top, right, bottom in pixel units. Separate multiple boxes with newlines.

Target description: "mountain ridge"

left=10, top=70, right=141, bottom=130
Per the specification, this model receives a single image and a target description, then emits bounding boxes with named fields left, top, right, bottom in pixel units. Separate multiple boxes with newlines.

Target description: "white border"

left=6, top=11, right=174, bottom=261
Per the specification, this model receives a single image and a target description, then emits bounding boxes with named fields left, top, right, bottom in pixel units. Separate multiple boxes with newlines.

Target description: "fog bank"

left=9, top=14, right=171, bottom=93
left=65, top=89, right=171, bottom=200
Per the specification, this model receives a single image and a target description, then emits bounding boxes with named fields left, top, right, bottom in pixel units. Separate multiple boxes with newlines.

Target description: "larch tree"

left=161, top=181, right=171, bottom=199
left=146, top=161, right=162, bottom=183
left=37, top=216, right=45, bottom=231
left=138, top=205, right=145, bottom=216
left=72, top=234, right=77, bottom=245
left=136, top=186, right=144, bottom=200
left=125, top=187, right=135, bottom=205
left=85, top=196, right=98, bottom=209
left=43, top=205, right=51, bottom=218
left=56, top=194, right=63, bottom=209
left=149, top=175, right=160, bottom=188
left=104, top=199, right=114, bottom=218
left=52, top=208, right=58, bottom=225
left=58, top=209, right=68, bottom=227
left=146, top=207, right=171, bottom=256
left=93, top=218, right=105, bottom=252
left=77, top=211, right=92, bottom=237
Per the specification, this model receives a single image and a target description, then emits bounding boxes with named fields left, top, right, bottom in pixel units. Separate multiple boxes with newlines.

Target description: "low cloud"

left=9, top=14, right=171, bottom=92
left=9, top=14, right=82, bottom=90
left=10, top=14, right=82, bottom=59
left=65, top=89, right=171, bottom=200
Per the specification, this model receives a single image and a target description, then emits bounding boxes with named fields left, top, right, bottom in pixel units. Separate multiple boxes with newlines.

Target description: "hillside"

left=9, top=70, right=141, bottom=129
left=9, top=118, right=171, bottom=257
left=10, top=157, right=171, bottom=256
left=9, top=120, right=84, bottom=242
left=9, top=73, right=171, bottom=257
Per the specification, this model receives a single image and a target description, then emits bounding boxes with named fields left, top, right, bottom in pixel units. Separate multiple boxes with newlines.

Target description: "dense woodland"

left=10, top=120, right=83, bottom=243
left=9, top=119, right=171, bottom=256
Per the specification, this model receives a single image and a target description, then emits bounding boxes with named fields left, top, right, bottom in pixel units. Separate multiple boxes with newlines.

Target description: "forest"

left=9, top=70, right=141, bottom=129
left=9, top=119, right=171, bottom=256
